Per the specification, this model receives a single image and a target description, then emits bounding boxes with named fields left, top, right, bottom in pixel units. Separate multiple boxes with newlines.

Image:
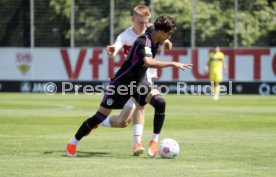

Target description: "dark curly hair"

left=154, top=15, right=176, bottom=33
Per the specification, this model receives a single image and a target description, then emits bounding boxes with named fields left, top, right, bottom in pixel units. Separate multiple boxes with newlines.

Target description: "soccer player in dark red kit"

left=67, top=15, right=192, bottom=158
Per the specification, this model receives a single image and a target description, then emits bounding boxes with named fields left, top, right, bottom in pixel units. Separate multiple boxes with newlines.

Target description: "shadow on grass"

left=44, top=150, right=147, bottom=159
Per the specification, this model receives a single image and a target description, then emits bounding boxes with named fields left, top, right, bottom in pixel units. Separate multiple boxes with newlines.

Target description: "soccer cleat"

left=132, top=142, right=144, bottom=156
left=213, top=94, right=219, bottom=101
left=148, top=140, right=158, bottom=158
left=66, top=143, right=77, bottom=157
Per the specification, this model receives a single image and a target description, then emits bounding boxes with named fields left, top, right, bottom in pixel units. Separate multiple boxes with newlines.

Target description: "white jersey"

left=114, top=26, right=157, bottom=82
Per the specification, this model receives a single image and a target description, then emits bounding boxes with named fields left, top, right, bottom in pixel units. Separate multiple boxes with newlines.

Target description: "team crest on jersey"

left=106, top=98, right=114, bottom=106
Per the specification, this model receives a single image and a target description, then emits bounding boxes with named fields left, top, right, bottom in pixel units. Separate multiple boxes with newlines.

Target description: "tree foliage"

left=237, top=0, right=276, bottom=46
left=153, top=0, right=276, bottom=47
left=49, top=0, right=148, bottom=46
left=1, top=0, right=275, bottom=47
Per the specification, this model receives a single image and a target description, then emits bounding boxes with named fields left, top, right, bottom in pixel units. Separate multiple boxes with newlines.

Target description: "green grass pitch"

left=0, top=93, right=276, bottom=177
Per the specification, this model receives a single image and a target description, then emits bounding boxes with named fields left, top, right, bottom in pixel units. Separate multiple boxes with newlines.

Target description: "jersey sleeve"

left=208, top=53, right=212, bottom=63
left=221, top=53, right=225, bottom=62
left=113, top=33, right=124, bottom=50
left=136, top=36, right=153, bottom=61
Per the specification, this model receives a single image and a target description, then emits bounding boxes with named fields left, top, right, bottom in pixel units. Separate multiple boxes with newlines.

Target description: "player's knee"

left=125, top=99, right=136, bottom=110
left=118, top=119, right=130, bottom=128
left=150, top=95, right=166, bottom=113
left=156, top=98, right=166, bottom=113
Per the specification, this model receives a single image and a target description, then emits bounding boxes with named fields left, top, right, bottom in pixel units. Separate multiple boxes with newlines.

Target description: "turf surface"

left=0, top=93, right=275, bottom=177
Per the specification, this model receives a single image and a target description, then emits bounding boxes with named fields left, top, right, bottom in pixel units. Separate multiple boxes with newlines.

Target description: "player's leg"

left=67, top=106, right=111, bottom=157
left=209, top=71, right=215, bottom=95
left=100, top=98, right=135, bottom=128
left=67, top=87, right=130, bottom=157
left=145, top=89, right=166, bottom=157
left=213, top=82, right=219, bottom=100
left=131, top=100, right=146, bottom=156
left=213, top=72, right=222, bottom=100
left=210, top=72, right=218, bottom=100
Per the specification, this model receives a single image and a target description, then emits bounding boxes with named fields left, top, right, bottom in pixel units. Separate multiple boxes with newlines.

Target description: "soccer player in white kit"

left=103, top=5, right=172, bottom=155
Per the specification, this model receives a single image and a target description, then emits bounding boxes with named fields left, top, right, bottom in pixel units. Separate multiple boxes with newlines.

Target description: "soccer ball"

left=159, top=138, right=180, bottom=158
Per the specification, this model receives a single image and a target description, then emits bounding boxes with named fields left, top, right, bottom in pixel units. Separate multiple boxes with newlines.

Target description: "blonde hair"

left=133, top=5, right=151, bottom=17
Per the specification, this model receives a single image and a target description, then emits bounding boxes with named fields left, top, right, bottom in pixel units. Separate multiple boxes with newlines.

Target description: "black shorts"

left=100, top=81, right=153, bottom=109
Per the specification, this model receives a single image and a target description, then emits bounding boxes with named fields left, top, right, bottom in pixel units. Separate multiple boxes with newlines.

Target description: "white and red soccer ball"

left=159, top=138, right=180, bottom=158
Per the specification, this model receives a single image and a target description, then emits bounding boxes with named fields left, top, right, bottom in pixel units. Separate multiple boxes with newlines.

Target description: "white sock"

left=99, top=116, right=111, bottom=127
left=151, top=133, right=159, bottom=142
left=133, top=124, right=143, bottom=146
left=69, top=136, right=78, bottom=145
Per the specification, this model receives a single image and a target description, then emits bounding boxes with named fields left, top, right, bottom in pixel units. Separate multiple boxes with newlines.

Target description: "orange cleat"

left=132, top=142, right=144, bottom=156
left=66, top=143, right=76, bottom=157
left=148, top=140, right=158, bottom=158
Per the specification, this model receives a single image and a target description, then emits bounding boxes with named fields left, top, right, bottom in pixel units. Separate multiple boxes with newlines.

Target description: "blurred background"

left=0, top=0, right=276, bottom=95
left=0, top=0, right=275, bottom=47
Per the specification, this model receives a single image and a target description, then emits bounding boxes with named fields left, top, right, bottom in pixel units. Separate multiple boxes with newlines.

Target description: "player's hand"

left=106, top=45, right=115, bottom=57
left=204, top=66, right=209, bottom=74
left=174, top=62, right=193, bottom=70
left=164, top=40, right=172, bottom=51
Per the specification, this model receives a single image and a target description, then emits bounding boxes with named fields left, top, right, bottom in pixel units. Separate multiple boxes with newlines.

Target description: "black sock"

left=75, top=112, right=107, bottom=140
left=150, top=95, right=166, bottom=134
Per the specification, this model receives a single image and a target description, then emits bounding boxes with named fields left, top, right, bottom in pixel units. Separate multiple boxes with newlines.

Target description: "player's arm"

left=207, top=53, right=212, bottom=67
left=106, top=34, right=124, bottom=58
left=222, top=54, right=228, bottom=74
left=106, top=44, right=120, bottom=58
left=143, top=56, right=192, bottom=70
left=223, top=62, right=228, bottom=74
left=204, top=54, right=211, bottom=74
left=137, top=36, right=191, bottom=70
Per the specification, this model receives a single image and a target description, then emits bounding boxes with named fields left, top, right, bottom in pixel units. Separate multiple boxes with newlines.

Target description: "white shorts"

left=146, top=68, right=157, bottom=84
